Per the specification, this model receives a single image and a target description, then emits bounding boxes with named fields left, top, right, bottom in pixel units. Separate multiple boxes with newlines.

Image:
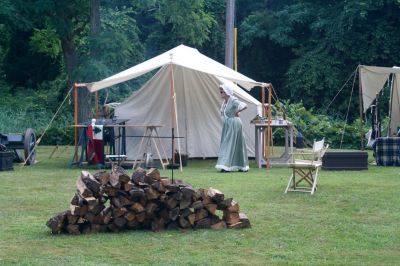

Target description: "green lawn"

left=0, top=146, right=399, bottom=265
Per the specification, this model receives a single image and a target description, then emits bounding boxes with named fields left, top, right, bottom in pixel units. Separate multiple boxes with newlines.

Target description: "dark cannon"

left=0, top=128, right=37, bottom=166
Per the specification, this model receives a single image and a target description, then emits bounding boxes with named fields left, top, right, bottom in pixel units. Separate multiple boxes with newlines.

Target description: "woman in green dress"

left=215, top=82, right=249, bottom=172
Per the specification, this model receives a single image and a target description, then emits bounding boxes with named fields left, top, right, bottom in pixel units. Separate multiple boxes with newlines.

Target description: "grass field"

left=0, top=146, right=399, bottom=265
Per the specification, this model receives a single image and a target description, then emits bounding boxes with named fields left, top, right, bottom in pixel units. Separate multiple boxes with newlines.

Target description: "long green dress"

left=215, top=96, right=249, bottom=172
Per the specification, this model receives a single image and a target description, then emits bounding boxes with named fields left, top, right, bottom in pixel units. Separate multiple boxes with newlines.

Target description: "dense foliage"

left=1, top=0, right=399, bottom=147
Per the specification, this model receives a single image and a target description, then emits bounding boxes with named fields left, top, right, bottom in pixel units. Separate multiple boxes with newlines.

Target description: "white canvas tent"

left=86, top=44, right=264, bottom=159
left=359, top=65, right=400, bottom=136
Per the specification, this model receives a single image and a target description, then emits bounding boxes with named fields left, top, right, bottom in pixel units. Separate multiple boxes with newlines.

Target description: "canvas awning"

left=86, top=44, right=263, bottom=92
left=360, top=65, right=400, bottom=135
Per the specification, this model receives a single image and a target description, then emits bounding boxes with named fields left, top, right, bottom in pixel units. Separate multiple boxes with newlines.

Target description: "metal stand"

left=254, top=120, right=294, bottom=168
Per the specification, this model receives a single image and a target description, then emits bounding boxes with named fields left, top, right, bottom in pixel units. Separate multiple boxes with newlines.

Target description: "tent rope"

left=340, top=68, right=357, bottom=148
left=22, top=87, right=73, bottom=166
left=171, top=64, right=183, bottom=171
left=325, top=66, right=358, bottom=112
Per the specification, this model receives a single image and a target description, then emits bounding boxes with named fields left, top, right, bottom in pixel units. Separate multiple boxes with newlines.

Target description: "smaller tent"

left=359, top=65, right=400, bottom=136
left=87, top=45, right=264, bottom=159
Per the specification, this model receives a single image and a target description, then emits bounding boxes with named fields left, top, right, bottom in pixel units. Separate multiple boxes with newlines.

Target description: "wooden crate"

left=0, top=151, right=13, bottom=171
left=322, top=151, right=368, bottom=170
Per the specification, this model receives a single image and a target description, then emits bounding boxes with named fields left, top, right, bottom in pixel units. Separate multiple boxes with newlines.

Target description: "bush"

left=278, top=101, right=368, bottom=149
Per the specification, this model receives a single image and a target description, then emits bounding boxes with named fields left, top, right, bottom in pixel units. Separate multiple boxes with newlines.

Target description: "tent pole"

left=261, top=84, right=266, bottom=160
left=169, top=54, right=175, bottom=183
left=73, top=83, right=89, bottom=163
left=358, top=66, right=364, bottom=150
left=267, top=83, right=272, bottom=169
left=95, top=91, right=99, bottom=119
left=74, top=84, right=79, bottom=162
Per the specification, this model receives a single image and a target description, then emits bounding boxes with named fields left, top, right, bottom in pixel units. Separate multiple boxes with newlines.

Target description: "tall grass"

left=0, top=106, right=73, bottom=144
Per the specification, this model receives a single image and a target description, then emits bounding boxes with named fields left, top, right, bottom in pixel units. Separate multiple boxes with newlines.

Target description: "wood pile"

left=46, top=167, right=251, bottom=234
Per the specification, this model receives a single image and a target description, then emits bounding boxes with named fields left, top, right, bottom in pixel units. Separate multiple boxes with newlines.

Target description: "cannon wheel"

left=24, top=128, right=36, bottom=165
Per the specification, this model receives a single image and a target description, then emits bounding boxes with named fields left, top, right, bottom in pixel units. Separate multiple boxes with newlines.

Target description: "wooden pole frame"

left=266, top=83, right=272, bottom=169
left=73, top=83, right=88, bottom=162
left=261, top=84, right=266, bottom=159
left=358, top=66, right=364, bottom=150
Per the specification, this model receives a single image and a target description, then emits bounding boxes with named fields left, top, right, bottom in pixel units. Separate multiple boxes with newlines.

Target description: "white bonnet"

left=219, top=82, right=234, bottom=96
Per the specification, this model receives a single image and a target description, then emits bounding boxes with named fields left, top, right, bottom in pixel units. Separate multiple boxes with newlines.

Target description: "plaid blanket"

left=372, top=137, right=400, bottom=166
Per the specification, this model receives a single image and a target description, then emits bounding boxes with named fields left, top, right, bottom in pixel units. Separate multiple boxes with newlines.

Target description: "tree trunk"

left=90, top=0, right=101, bottom=36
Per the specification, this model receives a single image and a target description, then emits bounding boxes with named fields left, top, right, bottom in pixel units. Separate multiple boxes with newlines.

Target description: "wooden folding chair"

left=285, top=138, right=329, bottom=195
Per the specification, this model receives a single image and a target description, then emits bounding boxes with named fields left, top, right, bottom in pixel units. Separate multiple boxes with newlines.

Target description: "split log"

left=118, top=196, right=132, bottom=207
left=191, top=201, right=203, bottom=210
left=129, top=188, right=145, bottom=198
left=218, top=198, right=233, bottom=210
left=127, top=220, right=140, bottom=229
left=131, top=167, right=146, bottom=184
left=151, top=218, right=164, bottom=232
left=145, top=188, right=160, bottom=200
left=109, top=172, right=121, bottom=188
left=187, top=213, right=196, bottom=225
left=84, top=212, right=95, bottom=223
left=66, top=224, right=80, bottom=235
left=145, top=202, right=158, bottom=215
left=89, top=203, right=105, bottom=215
left=165, top=183, right=180, bottom=192
left=179, top=197, right=191, bottom=209
left=135, top=212, right=146, bottom=222
left=112, top=207, right=127, bottom=218
left=180, top=186, right=196, bottom=198
left=227, top=222, right=243, bottom=229
left=81, top=170, right=101, bottom=194
left=151, top=181, right=166, bottom=192
left=124, top=211, right=136, bottom=222
left=223, top=211, right=240, bottom=225
left=123, top=182, right=134, bottom=192
left=67, top=213, right=79, bottom=224
left=195, top=209, right=208, bottom=221
left=204, top=204, right=217, bottom=215
left=210, top=221, right=227, bottom=230
left=113, top=217, right=127, bottom=228
left=160, top=178, right=172, bottom=187
left=179, top=216, right=190, bottom=229
left=46, top=211, right=68, bottom=234
left=195, top=218, right=211, bottom=229
left=207, top=188, right=224, bottom=203
left=166, top=221, right=180, bottom=230
left=94, top=171, right=110, bottom=185
left=130, top=203, right=144, bottom=213
left=165, top=197, right=178, bottom=209
left=76, top=176, right=93, bottom=198
left=169, top=207, right=180, bottom=221
left=239, top=213, right=251, bottom=228
left=146, top=168, right=161, bottom=181
left=103, top=186, right=118, bottom=197
left=180, top=208, right=193, bottom=218
left=112, top=166, right=130, bottom=183
left=70, top=204, right=88, bottom=216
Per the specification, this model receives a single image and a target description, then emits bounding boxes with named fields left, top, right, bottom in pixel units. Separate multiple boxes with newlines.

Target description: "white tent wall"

left=115, top=64, right=259, bottom=160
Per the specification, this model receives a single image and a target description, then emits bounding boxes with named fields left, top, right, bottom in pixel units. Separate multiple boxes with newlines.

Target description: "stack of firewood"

left=46, top=167, right=250, bottom=234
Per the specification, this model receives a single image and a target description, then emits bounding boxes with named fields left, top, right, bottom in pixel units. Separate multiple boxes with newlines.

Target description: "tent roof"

left=86, top=44, right=263, bottom=92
